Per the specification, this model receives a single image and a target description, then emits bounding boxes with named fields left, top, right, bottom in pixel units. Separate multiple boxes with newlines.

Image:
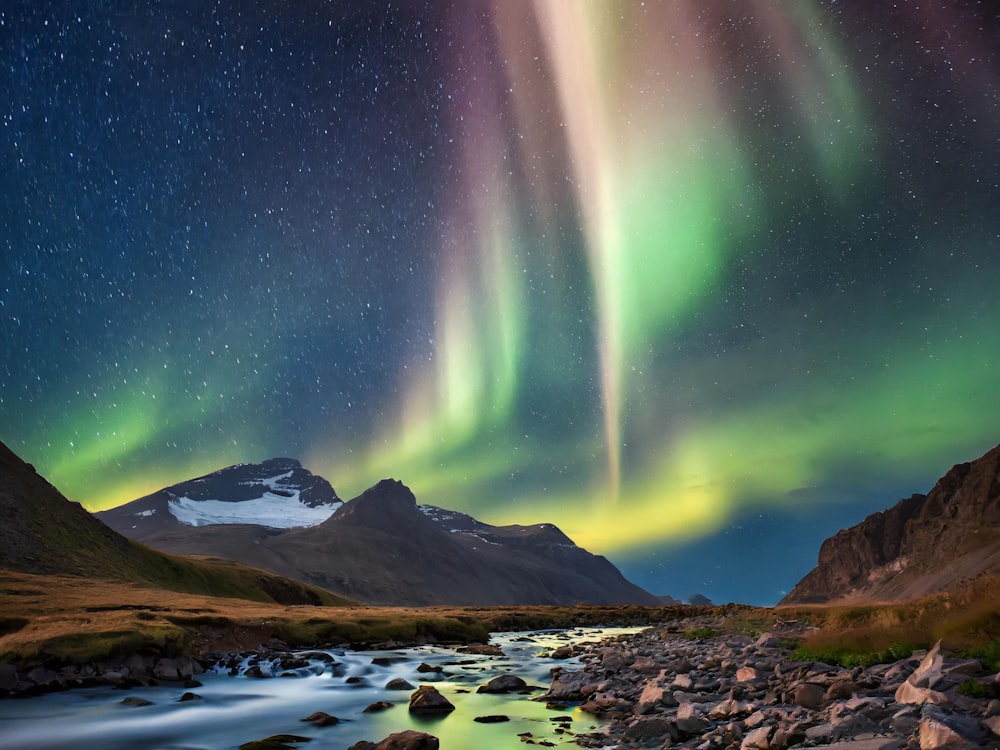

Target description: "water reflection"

left=0, top=627, right=642, bottom=749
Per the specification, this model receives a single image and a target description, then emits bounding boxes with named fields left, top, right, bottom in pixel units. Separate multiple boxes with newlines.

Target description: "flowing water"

left=0, top=627, right=641, bottom=749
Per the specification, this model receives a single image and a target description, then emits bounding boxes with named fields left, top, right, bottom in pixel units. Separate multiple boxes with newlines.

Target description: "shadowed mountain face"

left=0, top=440, right=349, bottom=606
left=101, top=471, right=660, bottom=607
left=781, top=442, right=1000, bottom=604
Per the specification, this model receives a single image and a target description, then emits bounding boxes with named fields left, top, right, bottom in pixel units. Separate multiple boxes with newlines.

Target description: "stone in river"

left=477, top=674, right=528, bottom=693
left=474, top=714, right=510, bottom=723
left=239, top=735, right=312, bottom=750
left=363, top=701, right=395, bottom=713
left=408, top=685, right=455, bottom=714
left=386, top=678, right=415, bottom=690
left=348, top=730, right=440, bottom=750
left=301, top=711, right=340, bottom=726
left=121, top=696, right=153, bottom=706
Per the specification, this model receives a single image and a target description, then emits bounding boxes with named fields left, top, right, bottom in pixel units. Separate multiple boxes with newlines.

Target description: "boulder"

left=541, top=669, right=591, bottom=701
left=477, top=674, right=528, bottom=693
left=385, top=678, right=415, bottom=690
left=408, top=685, right=454, bottom=714
left=239, top=735, right=311, bottom=750
left=634, top=680, right=677, bottom=714
left=910, top=642, right=946, bottom=689
left=919, top=716, right=973, bottom=749
left=737, top=666, right=761, bottom=682
left=354, top=732, right=439, bottom=750
left=895, top=681, right=950, bottom=706
left=301, top=711, right=340, bottom=726
left=622, top=716, right=676, bottom=743
left=741, top=725, right=772, bottom=750
left=792, top=682, right=826, bottom=709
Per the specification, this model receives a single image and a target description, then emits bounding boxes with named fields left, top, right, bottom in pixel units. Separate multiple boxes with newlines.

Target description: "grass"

left=790, top=641, right=915, bottom=669
left=685, top=627, right=722, bottom=639
left=4, top=568, right=1000, bottom=675
left=0, top=571, right=669, bottom=668
left=776, top=574, right=1000, bottom=668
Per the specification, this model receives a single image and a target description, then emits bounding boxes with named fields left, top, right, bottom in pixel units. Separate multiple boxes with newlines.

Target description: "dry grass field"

left=3, top=570, right=998, bottom=672
left=0, top=570, right=669, bottom=667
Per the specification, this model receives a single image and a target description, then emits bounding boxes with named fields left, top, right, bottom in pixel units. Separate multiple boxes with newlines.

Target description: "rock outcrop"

left=782, top=442, right=1000, bottom=604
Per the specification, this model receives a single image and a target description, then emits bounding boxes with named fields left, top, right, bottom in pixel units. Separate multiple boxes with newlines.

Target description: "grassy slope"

left=0, top=440, right=350, bottom=607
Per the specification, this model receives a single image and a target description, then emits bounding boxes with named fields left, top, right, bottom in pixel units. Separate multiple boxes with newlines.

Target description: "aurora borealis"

left=2, top=1, right=999, bottom=604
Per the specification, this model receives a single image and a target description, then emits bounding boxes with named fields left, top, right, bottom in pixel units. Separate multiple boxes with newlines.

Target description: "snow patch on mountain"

left=168, top=491, right=341, bottom=528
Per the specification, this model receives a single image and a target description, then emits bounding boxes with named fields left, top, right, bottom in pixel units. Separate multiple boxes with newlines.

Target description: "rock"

left=741, top=725, right=772, bottom=750
left=0, top=664, right=18, bottom=691
left=474, top=715, right=510, bottom=723
left=459, top=643, right=503, bottom=656
left=178, top=691, right=202, bottom=702
left=634, top=680, right=677, bottom=713
left=301, top=711, right=340, bottom=726
left=919, top=716, right=973, bottom=749
left=352, top=731, right=439, bottom=750
left=416, top=662, right=442, bottom=673
left=477, top=674, right=528, bottom=693
left=363, top=701, right=394, bottom=713
left=710, top=697, right=753, bottom=718
left=541, top=669, right=590, bottom=701
left=823, top=740, right=905, bottom=750
left=737, top=666, right=761, bottom=682
left=910, top=642, right=946, bottom=689
left=408, top=685, right=455, bottom=714
left=121, top=696, right=153, bottom=706
left=239, top=735, right=312, bottom=750
left=622, top=716, right=676, bottom=742
left=984, top=715, right=1000, bottom=736
left=756, top=633, right=781, bottom=649
left=386, top=678, right=415, bottom=690
left=895, top=681, right=950, bottom=706
left=548, top=645, right=574, bottom=659
left=827, top=680, right=858, bottom=699
left=792, top=682, right=826, bottom=709
left=153, top=658, right=183, bottom=681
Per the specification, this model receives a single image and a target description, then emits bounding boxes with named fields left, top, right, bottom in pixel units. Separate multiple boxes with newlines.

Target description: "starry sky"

left=3, top=1, right=999, bottom=605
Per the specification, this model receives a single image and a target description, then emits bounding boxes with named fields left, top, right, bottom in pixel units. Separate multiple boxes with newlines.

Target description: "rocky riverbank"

left=533, top=618, right=1000, bottom=749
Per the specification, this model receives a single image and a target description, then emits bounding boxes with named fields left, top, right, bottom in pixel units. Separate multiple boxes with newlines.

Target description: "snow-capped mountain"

left=96, top=458, right=341, bottom=537
left=97, top=464, right=659, bottom=607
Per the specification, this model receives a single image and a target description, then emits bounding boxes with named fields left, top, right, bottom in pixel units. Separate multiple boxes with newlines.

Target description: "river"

left=0, top=627, right=642, bottom=749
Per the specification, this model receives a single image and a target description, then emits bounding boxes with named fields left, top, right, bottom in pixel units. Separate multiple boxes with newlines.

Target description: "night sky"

left=3, top=1, right=999, bottom=605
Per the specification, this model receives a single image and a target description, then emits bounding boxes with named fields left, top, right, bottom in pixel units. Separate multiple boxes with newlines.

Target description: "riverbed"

left=0, top=627, right=642, bottom=749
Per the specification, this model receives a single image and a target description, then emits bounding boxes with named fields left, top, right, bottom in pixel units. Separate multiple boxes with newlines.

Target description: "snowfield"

left=168, top=492, right=340, bottom=528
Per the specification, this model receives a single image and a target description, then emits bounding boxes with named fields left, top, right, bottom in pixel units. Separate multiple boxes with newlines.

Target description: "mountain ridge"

left=98, top=460, right=660, bottom=607
left=781, top=441, right=1000, bottom=604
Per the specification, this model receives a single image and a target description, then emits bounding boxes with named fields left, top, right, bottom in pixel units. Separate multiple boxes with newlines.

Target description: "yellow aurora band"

left=22, top=1, right=1000, bottom=564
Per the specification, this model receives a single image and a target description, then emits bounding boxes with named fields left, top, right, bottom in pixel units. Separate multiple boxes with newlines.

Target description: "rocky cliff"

left=781, top=442, right=1000, bottom=603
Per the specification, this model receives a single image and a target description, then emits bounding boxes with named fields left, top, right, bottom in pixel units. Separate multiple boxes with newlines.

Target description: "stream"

left=0, top=627, right=642, bottom=749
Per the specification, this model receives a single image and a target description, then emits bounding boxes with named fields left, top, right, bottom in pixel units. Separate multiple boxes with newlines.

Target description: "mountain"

left=0, top=440, right=350, bottom=606
left=781, top=441, right=1000, bottom=604
left=95, top=457, right=340, bottom=539
left=101, top=467, right=660, bottom=607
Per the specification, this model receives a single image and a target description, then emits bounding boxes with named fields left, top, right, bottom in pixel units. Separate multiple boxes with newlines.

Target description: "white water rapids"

left=0, top=627, right=643, bottom=749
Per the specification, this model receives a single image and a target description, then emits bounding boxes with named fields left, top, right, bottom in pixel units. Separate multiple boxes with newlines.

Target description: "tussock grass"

left=777, top=574, right=1000, bottom=667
